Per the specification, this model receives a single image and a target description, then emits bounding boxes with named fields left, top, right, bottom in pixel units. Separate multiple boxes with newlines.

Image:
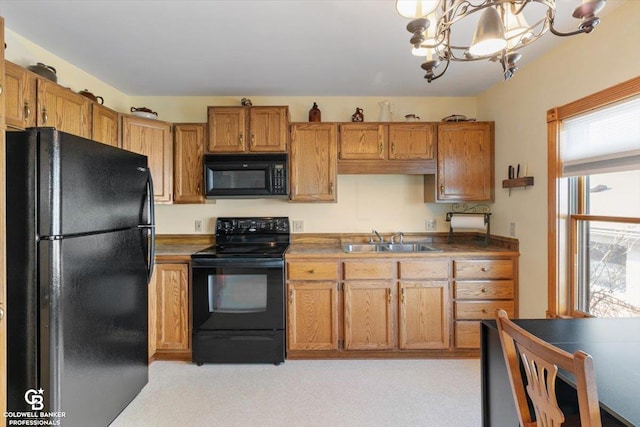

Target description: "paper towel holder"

left=446, top=212, right=491, bottom=246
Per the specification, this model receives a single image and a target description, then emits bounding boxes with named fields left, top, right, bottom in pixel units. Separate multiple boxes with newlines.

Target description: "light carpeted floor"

left=109, top=358, right=482, bottom=427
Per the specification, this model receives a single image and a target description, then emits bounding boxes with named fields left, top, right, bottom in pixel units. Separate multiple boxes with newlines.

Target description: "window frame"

left=547, top=76, right=640, bottom=318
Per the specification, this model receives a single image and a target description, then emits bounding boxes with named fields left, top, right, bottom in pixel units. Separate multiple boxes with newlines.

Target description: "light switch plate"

left=195, top=220, right=202, bottom=232
left=426, top=219, right=437, bottom=231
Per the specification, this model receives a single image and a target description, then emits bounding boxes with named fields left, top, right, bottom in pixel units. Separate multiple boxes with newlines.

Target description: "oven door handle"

left=191, top=258, right=284, bottom=269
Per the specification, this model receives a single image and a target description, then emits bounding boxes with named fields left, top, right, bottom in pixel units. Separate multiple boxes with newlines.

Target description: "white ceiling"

left=0, top=0, right=621, bottom=97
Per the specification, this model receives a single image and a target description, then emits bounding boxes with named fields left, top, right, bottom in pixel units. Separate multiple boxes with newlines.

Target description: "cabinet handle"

left=42, top=107, right=48, bottom=124
left=24, top=102, right=31, bottom=120
left=0, top=84, right=3, bottom=96
left=239, top=133, right=243, bottom=144
left=401, top=288, right=405, bottom=304
left=391, top=141, right=396, bottom=153
left=0, top=307, right=4, bottom=320
left=379, top=142, right=383, bottom=154
left=439, top=184, right=444, bottom=195
left=251, top=133, right=255, bottom=146
left=387, top=288, right=392, bottom=304
left=288, top=290, right=293, bottom=304
left=330, top=182, right=334, bottom=193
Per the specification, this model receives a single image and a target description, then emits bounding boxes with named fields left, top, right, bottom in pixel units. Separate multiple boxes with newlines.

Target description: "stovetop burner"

left=191, top=217, right=290, bottom=259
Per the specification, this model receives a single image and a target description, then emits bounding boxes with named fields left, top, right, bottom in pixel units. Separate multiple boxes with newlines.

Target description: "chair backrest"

left=495, top=309, right=602, bottom=427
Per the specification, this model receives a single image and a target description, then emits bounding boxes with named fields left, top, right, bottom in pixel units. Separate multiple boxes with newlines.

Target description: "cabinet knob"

left=0, top=307, right=4, bottom=320
left=379, top=142, right=383, bottom=154
left=482, top=308, right=489, bottom=314
left=250, top=133, right=255, bottom=146
left=0, top=84, right=3, bottom=95
left=308, top=269, right=315, bottom=274
left=391, top=142, right=396, bottom=153
left=481, top=267, right=488, bottom=272
left=481, top=288, right=488, bottom=293
left=330, top=182, right=334, bottom=193
left=239, top=133, right=243, bottom=143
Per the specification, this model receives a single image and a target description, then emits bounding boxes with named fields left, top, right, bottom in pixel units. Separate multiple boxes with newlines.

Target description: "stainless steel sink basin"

left=342, top=244, right=381, bottom=253
left=342, top=243, right=441, bottom=253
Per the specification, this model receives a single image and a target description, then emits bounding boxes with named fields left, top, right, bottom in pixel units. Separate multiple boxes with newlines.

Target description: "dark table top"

left=483, top=318, right=640, bottom=426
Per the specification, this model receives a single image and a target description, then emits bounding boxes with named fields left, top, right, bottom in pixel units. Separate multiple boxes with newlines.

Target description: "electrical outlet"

left=509, top=222, right=516, bottom=237
left=292, top=220, right=304, bottom=233
left=195, top=220, right=202, bottom=232
left=426, top=219, right=437, bottom=231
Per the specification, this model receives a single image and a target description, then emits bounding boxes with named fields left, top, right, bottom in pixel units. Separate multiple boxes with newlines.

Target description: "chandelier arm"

left=549, top=21, right=592, bottom=37
left=427, top=57, right=451, bottom=83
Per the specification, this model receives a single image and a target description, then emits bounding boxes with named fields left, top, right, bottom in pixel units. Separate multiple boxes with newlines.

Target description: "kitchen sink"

left=342, top=243, right=442, bottom=253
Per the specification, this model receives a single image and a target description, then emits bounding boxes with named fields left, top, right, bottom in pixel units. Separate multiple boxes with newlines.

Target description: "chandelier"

left=396, top=0, right=607, bottom=82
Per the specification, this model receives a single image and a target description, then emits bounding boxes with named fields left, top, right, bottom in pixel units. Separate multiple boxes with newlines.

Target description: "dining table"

left=481, top=317, right=640, bottom=427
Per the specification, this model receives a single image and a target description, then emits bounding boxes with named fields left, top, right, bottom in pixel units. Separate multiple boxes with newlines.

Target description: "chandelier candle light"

left=396, top=0, right=606, bottom=82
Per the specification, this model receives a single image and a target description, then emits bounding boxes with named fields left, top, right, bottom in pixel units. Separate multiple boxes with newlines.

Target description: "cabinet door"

left=399, top=281, right=450, bottom=349
left=122, top=115, right=173, bottom=203
left=436, top=122, right=494, bottom=201
left=344, top=281, right=396, bottom=350
left=249, top=106, right=288, bottom=152
left=91, top=104, right=119, bottom=147
left=150, top=263, right=190, bottom=352
left=289, top=123, right=337, bottom=202
left=338, top=123, right=386, bottom=160
left=173, top=123, right=205, bottom=204
left=287, top=282, right=339, bottom=351
left=207, top=106, right=246, bottom=152
left=37, top=79, right=91, bottom=138
left=388, top=123, right=435, bottom=160
left=4, top=62, right=32, bottom=129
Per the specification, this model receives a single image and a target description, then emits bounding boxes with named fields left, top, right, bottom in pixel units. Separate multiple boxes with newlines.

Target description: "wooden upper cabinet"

left=338, top=123, right=386, bottom=160
left=289, top=123, right=337, bottom=202
left=248, top=106, right=289, bottom=152
left=388, top=123, right=435, bottom=160
left=173, top=123, right=205, bottom=204
left=37, top=79, right=91, bottom=138
left=207, top=106, right=288, bottom=153
left=207, top=107, right=245, bottom=152
left=91, top=104, right=119, bottom=147
left=432, top=122, right=494, bottom=202
left=4, top=61, right=37, bottom=130
left=122, top=115, right=173, bottom=203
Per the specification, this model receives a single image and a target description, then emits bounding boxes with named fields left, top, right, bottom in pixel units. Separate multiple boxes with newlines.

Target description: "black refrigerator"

left=5, top=128, right=155, bottom=426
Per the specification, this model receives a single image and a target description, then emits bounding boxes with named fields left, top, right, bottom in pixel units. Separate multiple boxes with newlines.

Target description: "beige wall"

left=5, top=1, right=639, bottom=319
left=477, top=0, right=640, bottom=318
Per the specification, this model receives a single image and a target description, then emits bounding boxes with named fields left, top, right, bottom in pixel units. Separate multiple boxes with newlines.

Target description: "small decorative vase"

left=309, top=102, right=321, bottom=122
left=378, top=100, right=392, bottom=122
left=352, top=108, right=364, bottom=122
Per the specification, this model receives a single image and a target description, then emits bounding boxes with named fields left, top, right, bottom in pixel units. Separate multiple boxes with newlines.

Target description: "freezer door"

left=38, top=228, right=148, bottom=427
left=34, top=128, right=151, bottom=236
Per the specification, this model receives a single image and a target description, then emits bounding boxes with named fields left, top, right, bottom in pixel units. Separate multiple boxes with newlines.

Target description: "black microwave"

left=203, top=153, right=288, bottom=198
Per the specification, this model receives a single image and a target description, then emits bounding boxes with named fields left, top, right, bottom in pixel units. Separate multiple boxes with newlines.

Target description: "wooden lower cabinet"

left=286, top=260, right=340, bottom=351
left=148, top=263, right=190, bottom=360
left=286, top=256, right=468, bottom=356
left=453, top=257, right=518, bottom=349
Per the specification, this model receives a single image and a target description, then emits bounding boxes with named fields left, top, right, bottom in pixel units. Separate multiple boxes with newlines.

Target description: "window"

left=547, top=77, right=640, bottom=318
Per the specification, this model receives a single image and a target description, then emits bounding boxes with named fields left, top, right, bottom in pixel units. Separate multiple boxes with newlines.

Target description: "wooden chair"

left=495, top=309, right=602, bottom=427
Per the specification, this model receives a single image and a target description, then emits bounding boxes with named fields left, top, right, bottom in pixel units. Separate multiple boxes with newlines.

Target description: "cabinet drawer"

left=343, top=260, right=394, bottom=280
left=455, top=321, right=481, bottom=349
left=454, top=259, right=513, bottom=279
left=398, top=259, right=449, bottom=280
left=454, top=280, right=514, bottom=299
left=455, top=301, right=515, bottom=320
left=287, top=261, right=338, bottom=281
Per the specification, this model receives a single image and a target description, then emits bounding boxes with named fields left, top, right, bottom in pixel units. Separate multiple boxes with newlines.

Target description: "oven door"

left=191, top=258, right=284, bottom=331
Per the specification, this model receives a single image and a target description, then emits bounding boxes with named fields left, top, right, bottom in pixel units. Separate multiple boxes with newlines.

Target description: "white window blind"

left=560, top=95, right=640, bottom=177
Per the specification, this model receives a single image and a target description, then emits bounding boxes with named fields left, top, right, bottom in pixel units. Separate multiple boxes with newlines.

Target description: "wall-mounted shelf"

left=502, top=176, right=534, bottom=189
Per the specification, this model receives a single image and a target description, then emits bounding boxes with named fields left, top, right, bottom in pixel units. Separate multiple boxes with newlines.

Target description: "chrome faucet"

left=372, top=229, right=384, bottom=243
left=391, top=232, right=404, bottom=244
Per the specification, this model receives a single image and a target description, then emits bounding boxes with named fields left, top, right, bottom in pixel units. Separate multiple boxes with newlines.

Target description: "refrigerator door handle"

left=138, top=167, right=155, bottom=282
